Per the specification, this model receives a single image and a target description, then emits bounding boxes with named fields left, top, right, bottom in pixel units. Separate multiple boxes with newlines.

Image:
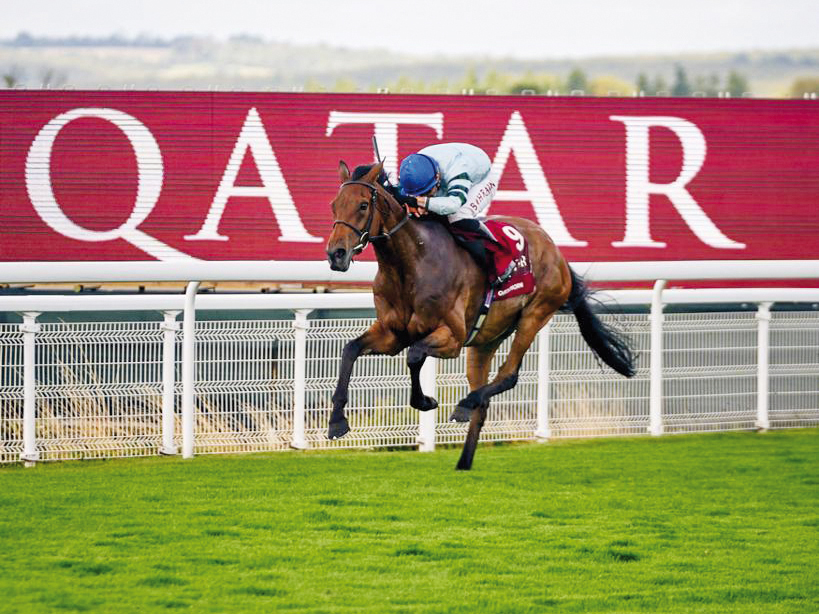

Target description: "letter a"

left=488, top=111, right=587, bottom=247
left=186, top=108, right=321, bottom=243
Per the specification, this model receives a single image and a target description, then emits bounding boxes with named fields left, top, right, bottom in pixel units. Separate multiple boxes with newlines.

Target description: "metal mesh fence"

left=304, top=319, right=420, bottom=449
left=33, top=322, right=164, bottom=461
left=548, top=313, right=651, bottom=438
left=0, top=324, right=24, bottom=461
left=191, top=320, right=294, bottom=455
left=663, top=312, right=758, bottom=433
left=0, top=308, right=817, bottom=463
left=770, top=312, right=819, bottom=429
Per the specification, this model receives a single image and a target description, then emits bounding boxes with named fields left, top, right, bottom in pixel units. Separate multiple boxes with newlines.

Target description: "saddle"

left=453, top=219, right=536, bottom=346
left=482, top=220, right=535, bottom=299
left=451, top=219, right=535, bottom=301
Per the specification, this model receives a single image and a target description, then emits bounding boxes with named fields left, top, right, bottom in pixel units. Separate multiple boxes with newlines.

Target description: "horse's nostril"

left=333, top=248, right=347, bottom=260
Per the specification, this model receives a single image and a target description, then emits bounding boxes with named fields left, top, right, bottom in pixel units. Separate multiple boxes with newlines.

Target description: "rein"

left=332, top=180, right=410, bottom=254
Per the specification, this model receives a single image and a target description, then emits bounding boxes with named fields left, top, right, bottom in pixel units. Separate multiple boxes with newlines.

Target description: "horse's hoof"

left=411, top=395, right=438, bottom=412
left=449, top=405, right=472, bottom=423
left=327, top=419, right=350, bottom=440
left=456, top=458, right=473, bottom=470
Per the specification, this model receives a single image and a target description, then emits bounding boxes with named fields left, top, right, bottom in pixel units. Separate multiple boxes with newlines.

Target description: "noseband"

left=332, top=180, right=410, bottom=254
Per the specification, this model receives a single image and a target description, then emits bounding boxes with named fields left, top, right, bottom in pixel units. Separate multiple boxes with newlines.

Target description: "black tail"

left=563, top=267, right=636, bottom=377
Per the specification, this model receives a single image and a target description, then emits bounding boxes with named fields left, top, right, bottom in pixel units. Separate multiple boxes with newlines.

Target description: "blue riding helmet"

left=398, top=153, right=439, bottom=196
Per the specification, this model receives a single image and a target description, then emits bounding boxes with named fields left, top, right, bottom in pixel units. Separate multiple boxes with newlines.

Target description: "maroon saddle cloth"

left=452, top=219, right=535, bottom=300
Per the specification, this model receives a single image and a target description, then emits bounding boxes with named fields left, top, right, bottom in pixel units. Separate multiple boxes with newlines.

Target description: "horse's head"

left=326, top=161, right=389, bottom=271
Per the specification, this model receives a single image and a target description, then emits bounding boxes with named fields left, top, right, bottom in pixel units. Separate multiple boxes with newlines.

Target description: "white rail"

left=1, top=259, right=819, bottom=284
left=2, top=259, right=819, bottom=465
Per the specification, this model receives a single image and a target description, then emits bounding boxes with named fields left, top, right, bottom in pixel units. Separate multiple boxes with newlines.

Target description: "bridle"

left=332, top=180, right=410, bottom=254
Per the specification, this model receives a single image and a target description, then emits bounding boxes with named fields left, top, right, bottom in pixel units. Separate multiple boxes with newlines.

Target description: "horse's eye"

left=359, top=201, right=368, bottom=211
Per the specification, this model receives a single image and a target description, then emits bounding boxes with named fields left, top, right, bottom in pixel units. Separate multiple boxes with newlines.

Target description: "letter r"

left=610, top=115, right=745, bottom=249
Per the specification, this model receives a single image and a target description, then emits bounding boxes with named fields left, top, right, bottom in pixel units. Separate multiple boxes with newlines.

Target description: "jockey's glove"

left=385, top=184, right=418, bottom=208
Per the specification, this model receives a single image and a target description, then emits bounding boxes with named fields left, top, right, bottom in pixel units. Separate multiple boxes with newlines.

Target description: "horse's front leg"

left=329, top=322, right=401, bottom=440
left=407, top=344, right=438, bottom=412
left=407, top=325, right=464, bottom=412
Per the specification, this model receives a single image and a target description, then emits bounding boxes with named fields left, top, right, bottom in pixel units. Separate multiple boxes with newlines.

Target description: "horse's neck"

left=372, top=217, right=431, bottom=280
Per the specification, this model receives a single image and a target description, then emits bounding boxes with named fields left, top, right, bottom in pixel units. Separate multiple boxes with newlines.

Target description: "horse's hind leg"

left=449, top=343, right=498, bottom=423
left=329, top=322, right=400, bottom=440
left=456, top=401, right=488, bottom=470
left=456, top=313, right=552, bottom=413
left=453, top=344, right=499, bottom=471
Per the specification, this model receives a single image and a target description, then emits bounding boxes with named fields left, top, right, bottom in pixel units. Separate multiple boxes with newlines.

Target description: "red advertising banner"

left=1, top=91, right=817, bottom=263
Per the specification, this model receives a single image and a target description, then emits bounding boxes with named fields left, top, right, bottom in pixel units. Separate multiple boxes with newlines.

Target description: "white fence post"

left=756, top=302, right=773, bottom=431
left=182, top=281, right=200, bottom=459
left=19, top=311, right=41, bottom=466
left=417, top=357, right=437, bottom=452
left=535, top=322, right=551, bottom=440
left=160, top=310, right=181, bottom=455
left=649, top=280, right=666, bottom=436
left=291, top=309, right=312, bottom=450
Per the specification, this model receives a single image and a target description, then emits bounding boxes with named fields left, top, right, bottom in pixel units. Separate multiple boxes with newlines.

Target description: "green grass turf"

left=0, top=430, right=817, bottom=613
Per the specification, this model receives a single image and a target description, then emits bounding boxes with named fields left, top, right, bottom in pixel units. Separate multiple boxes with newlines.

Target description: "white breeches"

left=446, top=174, right=498, bottom=224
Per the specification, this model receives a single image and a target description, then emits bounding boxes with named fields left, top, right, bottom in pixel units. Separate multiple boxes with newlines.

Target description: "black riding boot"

left=449, top=219, right=491, bottom=270
left=450, top=219, right=517, bottom=287
left=459, top=239, right=490, bottom=270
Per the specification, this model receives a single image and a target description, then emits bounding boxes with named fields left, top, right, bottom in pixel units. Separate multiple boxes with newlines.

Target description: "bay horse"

left=326, top=161, right=635, bottom=470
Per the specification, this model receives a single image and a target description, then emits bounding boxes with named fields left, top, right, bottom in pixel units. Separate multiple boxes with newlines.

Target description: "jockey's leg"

left=449, top=218, right=515, bottom=286
left=449, top=219, right=490, bottom=270
left=447, top=174, right=504, bottom=280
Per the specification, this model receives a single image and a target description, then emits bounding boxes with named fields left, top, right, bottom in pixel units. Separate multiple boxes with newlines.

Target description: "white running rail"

left=1, top=260, right=818, bottom=465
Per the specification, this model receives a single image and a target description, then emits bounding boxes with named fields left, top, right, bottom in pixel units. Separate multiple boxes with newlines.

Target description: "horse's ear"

left=338, top=160, right=350, bottom=183
left=363, top=161, right=384, bottom=184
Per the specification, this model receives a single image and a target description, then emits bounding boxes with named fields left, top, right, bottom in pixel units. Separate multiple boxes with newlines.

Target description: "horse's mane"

left=352, top=164, right=387, bottom=183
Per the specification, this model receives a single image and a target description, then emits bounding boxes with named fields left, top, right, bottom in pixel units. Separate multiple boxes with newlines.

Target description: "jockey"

left=398, top=143, right=513, bottom=285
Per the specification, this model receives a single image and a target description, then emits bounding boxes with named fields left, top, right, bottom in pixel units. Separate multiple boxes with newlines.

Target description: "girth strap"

left=464, top=287, right=494, bottom=347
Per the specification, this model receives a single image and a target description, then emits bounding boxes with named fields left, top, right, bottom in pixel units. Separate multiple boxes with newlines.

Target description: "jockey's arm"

left=423, top=173, right=473, bottom=215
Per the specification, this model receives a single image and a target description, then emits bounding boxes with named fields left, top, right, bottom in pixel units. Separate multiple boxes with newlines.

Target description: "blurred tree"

left=636, top=72, right=651, bottom=94
left=482, top=70, right=509, bottom=93
left=725, top=71, right=750, bottom=96
left=692, top=73, right=720, bottom=96
left=332, top=77, right=359, bottom=92
left=671, top=65, right=691, bottom=96
left=303, top=78, right=327, bottom=92
left=2, top=66, right=23, bottom=88
left=507, top=80, right=542, bottom=94
left=461, top=67, right=479, bottom=91
left=507, top=72, right=561, bottom=94
left=566, top=68, right=588, bottom=93
left=589, top=76, right=633, bottom=97
left=36, top=68, right=66, bottom=88
left=379, top=68, right=760, bottom=99
left=652, top=75, right=668, bottom=95
left=788, top=77, right=819, bottom=98
left=390, top=76, right=422, bottom=93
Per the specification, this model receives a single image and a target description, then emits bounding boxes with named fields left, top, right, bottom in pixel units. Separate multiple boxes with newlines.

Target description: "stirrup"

left=492, top=262, right=516, bottom=287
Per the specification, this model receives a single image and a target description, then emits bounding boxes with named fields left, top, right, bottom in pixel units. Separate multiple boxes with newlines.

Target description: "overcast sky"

left=3, top=0, right=818, bottom=59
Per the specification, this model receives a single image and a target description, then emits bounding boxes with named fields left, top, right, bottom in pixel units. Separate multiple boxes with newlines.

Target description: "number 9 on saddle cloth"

left=449, top=218, right=534, bottom=299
